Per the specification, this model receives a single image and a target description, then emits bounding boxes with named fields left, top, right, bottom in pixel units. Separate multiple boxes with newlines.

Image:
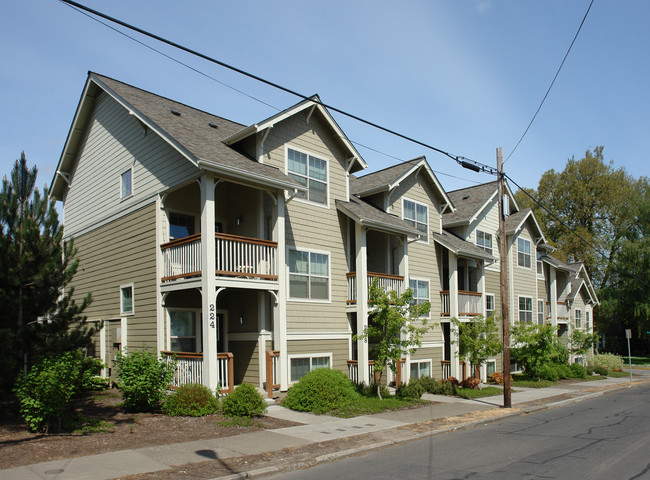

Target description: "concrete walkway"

left=3, top=371, right=648, bottom=480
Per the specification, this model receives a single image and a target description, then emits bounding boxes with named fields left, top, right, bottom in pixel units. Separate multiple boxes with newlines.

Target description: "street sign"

left=626, top=329, right=632, bottom=339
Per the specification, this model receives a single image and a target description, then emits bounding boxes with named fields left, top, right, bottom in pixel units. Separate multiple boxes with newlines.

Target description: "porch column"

left=448, top=251, right=460, bottom=379
left=398, top=236, right=410, bottom=383
left=479, top=260, right=486, bottom=317
left=550, top=267, right=558, bottom=327
left=273, top=194, right=288, bottom=390
left=355, top=222, right=370, bottom=385
left=200, top=173, right=219, bottom=392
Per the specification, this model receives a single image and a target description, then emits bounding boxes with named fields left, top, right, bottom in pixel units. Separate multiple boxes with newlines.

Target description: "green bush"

left=79, top=356, right=106, bottom=391
left=539, top=364, right=559, bottom=381
left=570, top=363, right=587, bottom=379
left=114, top=349, right=175, bottom=412
left=221, top=383, right=267, bottom=417
left=460, top=377, right=481, bottom=389
left=163, top=383, right=219, bottom=417
left=592, top=353, right=623, bottom=372
left=357, top=382, right=391, bottom=399
left=283, top=368, right=359, bottom=414
left=13, top=351, right=82, bottom=432
left=593, top=365, right=608, bottom=376
left=556, top=364, right=572, bottom=379
left=439, top=377, right=458, bottom=396
left=585, top=365, right=595, bottom=376
left=396, top=380, right=425, bottom=399
left=415, top=376, right=439, bottom=394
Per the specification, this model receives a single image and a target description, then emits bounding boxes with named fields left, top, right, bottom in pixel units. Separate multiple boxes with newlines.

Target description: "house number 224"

left=209, top=304, right=216, bottom=328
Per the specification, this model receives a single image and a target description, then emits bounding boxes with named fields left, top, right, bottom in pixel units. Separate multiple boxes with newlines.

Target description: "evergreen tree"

left=0, top=152, right=93, bottom=387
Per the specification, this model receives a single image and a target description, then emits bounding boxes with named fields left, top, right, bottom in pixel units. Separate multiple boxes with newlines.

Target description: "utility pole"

left=497, top=147, right=512, bottom=408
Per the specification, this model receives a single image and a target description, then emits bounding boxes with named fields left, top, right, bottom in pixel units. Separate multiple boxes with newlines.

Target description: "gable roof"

left=504, top=208, right=546, bottom=243
left=351, top=157, right=453, bottom=212
left=51, top=72, right=304, bottom=200
left=432, top=230, right=495, bottom=262
left=442, top=181, right=518, bottom=228
left=223, top=95, right=367, bottom=173
left=335, top=196, right=421, bottom=238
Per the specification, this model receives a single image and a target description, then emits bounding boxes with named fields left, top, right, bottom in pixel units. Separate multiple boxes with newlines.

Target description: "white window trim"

left=518, top=295, right=533, bottom=324
left=409, top=277, right=431, bottom=318
left=537, top=299, right=545, bottom=325
left=167, top=308, right=202, bottom=353
left=409, top=358, right=433, bottom=379
left=288, top=352, right=333, bottom=384
left=402, top=197, right=429, bottom=244
left=120, top=283, right=134, bottom=316
left=517, top=237, right=532, bottom=269
left=285, top=145, right=330, bottom=209
left=575, top=309, right=583, bottom=328
left=287, top=246, right=332, bottom=303
left=476, top=230, right=493, bottom=256
left=167, top=209, right=199, bottom=241
left=120, top=168, right=133, bottom=199
left=486, top=360, right=497, bottom=375
left=485, top=293, right=496, bottom=319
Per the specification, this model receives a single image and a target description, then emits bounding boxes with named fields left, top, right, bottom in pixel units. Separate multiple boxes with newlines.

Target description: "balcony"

left=545, top=301, right=570, bottom=320
left=440, top=290, right=483, bottom=317
left=161, top=233, right=278, bottom=283
left=346, top=272, right=405, bottom=304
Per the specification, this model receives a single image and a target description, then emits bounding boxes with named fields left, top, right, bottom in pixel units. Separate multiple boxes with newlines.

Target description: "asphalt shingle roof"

left=442, top=182, right=497, bottom=227
left=335, top=197, right=421, bottom=236
left=351, top=158, right=424, bottom=196
left=432, top=230, right=495, bottom=261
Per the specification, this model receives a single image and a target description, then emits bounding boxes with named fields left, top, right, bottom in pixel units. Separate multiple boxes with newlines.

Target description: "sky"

left=1, top=0, right=648, bottom=199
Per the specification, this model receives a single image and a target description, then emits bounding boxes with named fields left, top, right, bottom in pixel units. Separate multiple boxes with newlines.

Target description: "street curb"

left=213, top=379, right=648, bottom=479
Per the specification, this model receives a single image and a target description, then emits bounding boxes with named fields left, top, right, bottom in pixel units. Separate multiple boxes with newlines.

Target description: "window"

left=486, top=294, right=495, bottom=319
left=409, top=359, right=432, bottom=380
left=575, top=309, right=582, bottom=328
left=290, top=354, right=331, bottom=382
left=476, top=230, right=493, bottom=255
left=537, top=259, right=543, bottom=276
left=518, top=296, right=532, bottom=323
left=517, top=238, right=531, bottom=268
left=289, top=249, right=329, bottom=300
left=287, top=148, right=328, bottom=205
left=120, top=284, right=134, bottom=315
left=403, top=199, right=428, bottom=241
left=537, top=300, right=545, bottom=325
left=586, top=311, right=591, bottom=329
left=169, top=310, right=198, bottom=352
left=486, top=360, right=496, bottom=377
left=409, top=279, right=430, bottom=306
left=169, top=212, right=195, bottom=240
left=121, top=169, right=132, bottom=198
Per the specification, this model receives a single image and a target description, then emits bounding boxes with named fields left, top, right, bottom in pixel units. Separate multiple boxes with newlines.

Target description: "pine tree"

left=0, top=152, right=93, bottom=387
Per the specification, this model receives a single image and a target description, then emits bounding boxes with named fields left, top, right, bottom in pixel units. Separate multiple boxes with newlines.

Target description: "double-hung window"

left=486, top=294, right=495, bottom=319
left=537, top=300, right=545, bottom=325
left=289, top=249, right=330, bottom=300
left=518, top=296, right=533, bottom=323
left=476, top=230, right=493, bottom=255
left=575, top=309, right=582, bottom=328
left=517, top=238, right=531, bottom=268
left=403, top=199, right=428, bottom=241
left=409, top=279, right=430, bottom=306
left=169, top=310, right=198, bottom=352
left=121, top=168, right=132, bottom=198
left=586, top=311, right=591, bottom=329
left=287, top=148, right=328, bottom=205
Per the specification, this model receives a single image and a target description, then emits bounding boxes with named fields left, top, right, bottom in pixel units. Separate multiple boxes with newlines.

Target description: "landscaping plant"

left=395, top=380, right=425, bottom=399
left=114, top=349, right=175, bottom=412
left=283, top=368, right=359, bottom=414
left=451, top=315, right=502, bottom=379
left=221, top=383, right=267, bottom=417
left=163, top=383, right=219, bottom=417
left=591, top=353, right=623, bottom=372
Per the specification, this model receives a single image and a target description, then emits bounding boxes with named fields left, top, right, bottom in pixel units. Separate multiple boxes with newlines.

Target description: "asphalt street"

left=268, top=382, right=650, bottom=480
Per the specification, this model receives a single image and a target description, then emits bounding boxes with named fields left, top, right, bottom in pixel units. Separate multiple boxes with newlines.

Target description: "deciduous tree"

left=451, top=315, right=503, bottom=378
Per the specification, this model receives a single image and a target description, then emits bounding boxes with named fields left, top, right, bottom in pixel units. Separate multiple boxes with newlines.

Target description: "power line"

left=504, top=0, right=595, bottom=164
left=58, top=0, right=498, bottom=176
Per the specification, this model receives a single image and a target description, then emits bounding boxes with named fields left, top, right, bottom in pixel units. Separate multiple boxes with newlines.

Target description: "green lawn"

left=454, top=386, right=503, bottom=399
left=630, top=356, right=650, bottom=366
left=329, top=396, right=425, bottom=418
left=509, top=375, right=556, bottom=388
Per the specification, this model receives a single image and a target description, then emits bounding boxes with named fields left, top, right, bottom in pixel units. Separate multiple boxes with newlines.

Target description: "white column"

left=398, top=236, right=410, bottom=383
left=200, top=173, right=219, bottom=392
left=99, top=322, right=107, bottom=377
left=479, top=260, right=485, bottom=316
left=550, top=267, right=558, bottom=327
left=273, top=194, right=288, bottom=390
left=155, top=195, right=165, bottom=357
left=449, top=251, right=460, bottom=379
left=355, top=222, right=370, bottom=385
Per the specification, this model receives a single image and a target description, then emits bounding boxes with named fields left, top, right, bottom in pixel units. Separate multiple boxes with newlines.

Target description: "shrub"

left=556, top=364, right=572, bottom=379
left=163, top=383, right=219, bottom=417
left=79, top=356, right=106, bottom=391
left=114, top=349, right=175, bottom=412
left=460, top=377, right=481, bottom=389
left=488, top=372, right=504, bottom=384
left=444, top=376, right=459, bottom=386
left=539, top=364, right=559, bottom=381
left=570, top=363, right=587, bottom=379
left=283, top=369, right=359, bottom=414
left=221, top=383, right=267, bottom=417
left=593, top=365, right=608, bottom=376
left=439, top=377, right=459, bottom=396
left=396, top=380, right=425, bottom=399
left=13, top=351, right=82, bottom=432
left=416, top=376, right=439, bottom=394
left=592, top=354, right=624, bottom=372
left=585, top=365, right=595, bottom=376
left=357, top=382, right=391, bottom=399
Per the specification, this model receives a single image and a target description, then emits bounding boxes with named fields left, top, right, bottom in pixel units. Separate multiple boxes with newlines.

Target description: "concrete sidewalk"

left=3, top=371, right=648, bottom=480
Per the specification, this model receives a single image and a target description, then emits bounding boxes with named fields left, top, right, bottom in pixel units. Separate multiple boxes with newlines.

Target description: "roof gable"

left=443, top=181, right=518, bottom=228
left=505, top=208, right=546, bottom=243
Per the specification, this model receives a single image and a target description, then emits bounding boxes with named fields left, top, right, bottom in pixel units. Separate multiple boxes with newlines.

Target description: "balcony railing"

left=440, top=290, right=483, bottom=316
left=161, top=233, right=278, bottom=282
left=161, top=351, right=234, bottom=393
left=347, top=360, right=375, bottom=384
left=441, top=360, right=451, bottom=379
left=346, top=272, right=405, bottom=304
left=545, top=301, right=570, bottom=320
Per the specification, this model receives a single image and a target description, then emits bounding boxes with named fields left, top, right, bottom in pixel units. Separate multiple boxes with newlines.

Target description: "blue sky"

left=1, top=0, right=648, bottom=197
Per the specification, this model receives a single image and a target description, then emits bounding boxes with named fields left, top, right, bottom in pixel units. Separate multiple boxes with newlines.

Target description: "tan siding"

left=71, top=204, right=157, bottom=351
left=470, top=196, right=500, bottom=270
left=230, top=341, right=260, bottom=386
left=510, top=223, right=539, bottom=322
left=64, top=92, right=198, bottom=237
left=485, top=270, right=502, bottom=319
left=287, top=339, right=348, bottom=373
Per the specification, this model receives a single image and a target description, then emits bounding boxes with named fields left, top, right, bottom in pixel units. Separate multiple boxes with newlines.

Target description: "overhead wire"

left=504, top=0, right=595, bottom=164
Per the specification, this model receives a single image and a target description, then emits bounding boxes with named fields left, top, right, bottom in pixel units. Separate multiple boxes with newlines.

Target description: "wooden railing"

left=347, top=360, right=375, bottom=384
left=557, top=301, right=569, bottom=319
left=441, top=360, right=451, bottom=379
left=265, top=350, right=280, bottom=399
left=161, top=351, right=234, bottom=394
left=160, top=233, right=278, bottom=282
left=346, top=272, right=405, bottom=304
left=440, top=290, right=483, bottom=316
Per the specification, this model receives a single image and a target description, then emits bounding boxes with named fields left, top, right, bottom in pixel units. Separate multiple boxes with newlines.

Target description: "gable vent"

left=171, top=109, right=181, bottom=116
left=208, top=122, right=218, bottom=129
left=462, top=195, right=470, bottom=200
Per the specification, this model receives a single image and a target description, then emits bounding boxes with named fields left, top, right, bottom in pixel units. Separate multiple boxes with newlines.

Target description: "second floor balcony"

left=161, top=233, right=278, bottom=283
left=346, top=272, right=405, bottom=304
left=440, top=290, right=483, bottom=317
